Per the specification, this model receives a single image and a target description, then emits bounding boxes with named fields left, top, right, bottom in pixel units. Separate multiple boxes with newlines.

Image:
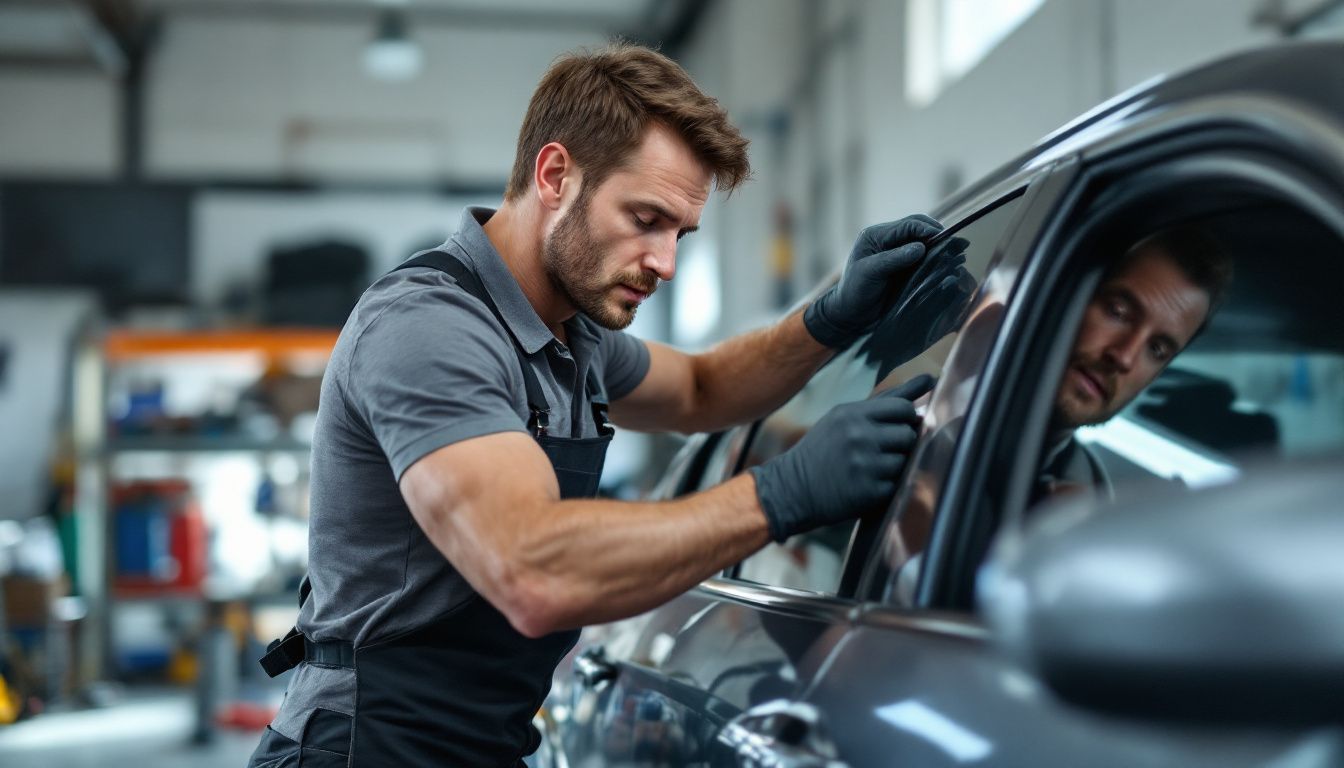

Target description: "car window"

left=691, top=425, right=755, bottom=493
left=732, top=196, right=1026, bottom=595
left=1030, top=204, right=1344, bottom=514
left=645, top=432, right=717, bottom=500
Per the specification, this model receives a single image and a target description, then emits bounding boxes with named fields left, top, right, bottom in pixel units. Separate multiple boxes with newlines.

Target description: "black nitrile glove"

left=750, top=374, right=936, bottom=542
left=804, top=215, right=945, bottom=349
left=862, top=236, right=977, bottom=381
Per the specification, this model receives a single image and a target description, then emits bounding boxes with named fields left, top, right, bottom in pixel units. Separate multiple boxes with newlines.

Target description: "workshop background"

left=0, top=0, right=1338, bottom=765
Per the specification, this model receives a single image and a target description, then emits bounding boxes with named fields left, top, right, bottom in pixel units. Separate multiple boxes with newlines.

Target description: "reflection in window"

left=1033, top=205, right=1344, bottom=513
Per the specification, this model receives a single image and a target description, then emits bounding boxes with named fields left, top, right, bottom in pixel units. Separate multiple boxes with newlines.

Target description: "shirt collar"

left=450, top=206, right=558, bottom=356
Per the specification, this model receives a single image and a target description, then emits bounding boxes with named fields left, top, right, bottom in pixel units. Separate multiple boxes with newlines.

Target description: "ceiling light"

left=364, top=9, right=423, bottom=82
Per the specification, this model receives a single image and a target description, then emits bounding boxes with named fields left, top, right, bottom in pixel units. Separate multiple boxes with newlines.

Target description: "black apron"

left=254, top=250, right=613, bottom=767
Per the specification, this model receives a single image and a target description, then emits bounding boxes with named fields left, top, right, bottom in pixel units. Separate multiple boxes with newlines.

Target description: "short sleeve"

left=597, top=328, right=651, bottom=401
left=346, top=284, right=527, bottom=480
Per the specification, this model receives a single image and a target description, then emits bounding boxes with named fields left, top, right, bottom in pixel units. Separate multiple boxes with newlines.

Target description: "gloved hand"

left=861, top=236, right=977, bottom=381
left=750, top=374, right=936, bottom=542
left=804, top=215, right=945, bottom=349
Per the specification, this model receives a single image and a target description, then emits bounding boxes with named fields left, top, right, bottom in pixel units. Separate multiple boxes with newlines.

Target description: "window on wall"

left=906, top=0, right=1046, bottom=107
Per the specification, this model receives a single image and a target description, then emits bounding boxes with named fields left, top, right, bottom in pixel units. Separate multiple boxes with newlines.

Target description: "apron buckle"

left=528, top=408, right=550, bottom=437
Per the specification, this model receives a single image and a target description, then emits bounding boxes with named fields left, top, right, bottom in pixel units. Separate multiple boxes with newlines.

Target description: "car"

left=535, top=40, right=1344, bottom=768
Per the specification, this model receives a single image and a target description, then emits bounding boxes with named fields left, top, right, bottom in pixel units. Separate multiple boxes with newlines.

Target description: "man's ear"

left=534, top=142, right=580, bottom=212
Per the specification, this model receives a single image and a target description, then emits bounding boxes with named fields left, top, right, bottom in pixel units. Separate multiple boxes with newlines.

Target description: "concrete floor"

left=0, top=689, right=264, bottom=768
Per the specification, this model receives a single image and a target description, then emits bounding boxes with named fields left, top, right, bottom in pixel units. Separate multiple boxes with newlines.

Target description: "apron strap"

left=260, top=628, right=305, bottom=678
left=257, top=249, right=614, bottom=680
left=259, top=632, right=355, bottom=677
left=585, top=367, right=614, bottom=437
left=397, top=249, right=553, bottom=435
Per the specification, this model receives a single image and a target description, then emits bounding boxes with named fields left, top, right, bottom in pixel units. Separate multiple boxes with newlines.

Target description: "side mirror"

left=978, top=457, right=1344, bottom=725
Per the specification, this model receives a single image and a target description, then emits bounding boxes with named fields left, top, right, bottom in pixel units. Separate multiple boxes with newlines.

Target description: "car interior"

left=934, top=165, right=1344, bottom=614
left=1077, top=204, right=1344, bottom=495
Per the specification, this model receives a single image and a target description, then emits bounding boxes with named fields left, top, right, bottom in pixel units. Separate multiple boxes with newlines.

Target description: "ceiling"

left=0, top=0, right=704, bottom=73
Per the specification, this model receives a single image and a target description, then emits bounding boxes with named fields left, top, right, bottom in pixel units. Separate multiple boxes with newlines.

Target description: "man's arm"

left=608, top=308, right=829, bottom=433
left=611, top=214, right=944, bottom=434
left=400, top=380, right=928, bottom=638
left=401, top=431, right=771, bottom=638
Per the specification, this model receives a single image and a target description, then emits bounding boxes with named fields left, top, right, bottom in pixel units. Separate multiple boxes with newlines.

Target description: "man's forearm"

left=489, top=473, right=773, bottom=635
left=680, top=308, right=833, bottom=433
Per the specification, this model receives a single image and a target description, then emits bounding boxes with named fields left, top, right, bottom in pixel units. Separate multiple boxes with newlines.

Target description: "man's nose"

left=1103, top=332, right=1143, bottom=372
left=642, top=235, right=677, bottom=282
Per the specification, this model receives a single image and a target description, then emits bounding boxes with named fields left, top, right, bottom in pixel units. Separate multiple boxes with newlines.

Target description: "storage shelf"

left=111, top=587, right=204, bottom=602
left=76, top=326, right=331, bottom=689
left=103, top=328, right=339, bottom=362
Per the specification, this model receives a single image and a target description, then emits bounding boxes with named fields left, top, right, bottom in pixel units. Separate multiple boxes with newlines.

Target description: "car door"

left=770, top=110, right=1344, bottom=768
left=541, top=167, right=1055, bottom=768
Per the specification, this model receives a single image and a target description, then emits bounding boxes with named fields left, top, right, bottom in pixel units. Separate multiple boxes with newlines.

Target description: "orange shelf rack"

left=102, top=328, right=340, bottom=363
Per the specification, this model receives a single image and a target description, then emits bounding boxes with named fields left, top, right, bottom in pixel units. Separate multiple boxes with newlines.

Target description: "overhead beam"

left=77, top=0, right=130, bottom=76
left=133, top=0, right=641, bottom=34
left=80, top=0, right=160, bottom=182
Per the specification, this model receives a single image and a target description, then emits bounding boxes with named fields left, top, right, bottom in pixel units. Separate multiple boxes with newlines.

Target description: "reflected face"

left=1052, top=246, right=1211, bottom=430
left=543, top=123, right=710, bottom=330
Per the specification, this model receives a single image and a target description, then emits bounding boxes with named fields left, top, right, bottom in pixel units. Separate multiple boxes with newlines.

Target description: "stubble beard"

left=1051, top=356, right=1123, bottom=432
left=543, top=191, right=657, bottom=331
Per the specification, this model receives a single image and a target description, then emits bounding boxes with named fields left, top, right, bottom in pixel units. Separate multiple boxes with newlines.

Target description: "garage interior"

left=0, top=1, right=1341, bottom=766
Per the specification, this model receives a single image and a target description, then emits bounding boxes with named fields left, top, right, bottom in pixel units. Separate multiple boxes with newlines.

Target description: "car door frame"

left=898, top=97, right=1344, bottom=612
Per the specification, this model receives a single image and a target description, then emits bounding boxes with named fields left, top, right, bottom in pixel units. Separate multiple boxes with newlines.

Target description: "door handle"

left=572, top=644, right=618, bottom=690
left=718, top=699, right=848, bottom=768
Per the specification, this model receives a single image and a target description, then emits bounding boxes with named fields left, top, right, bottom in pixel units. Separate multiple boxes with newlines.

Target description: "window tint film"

left=735, top=196, right=1025, bottom=595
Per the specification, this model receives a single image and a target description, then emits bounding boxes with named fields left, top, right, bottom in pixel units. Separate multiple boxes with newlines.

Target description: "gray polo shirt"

left=271, top=208, right=649, bottom=738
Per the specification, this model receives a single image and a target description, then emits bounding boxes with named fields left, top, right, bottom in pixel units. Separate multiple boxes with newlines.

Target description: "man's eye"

left=1105, top=299, right=1128, bottom=319
left=1149, top=342, right=1172, bottom=362
left=634, top=215, right=656, bottom=229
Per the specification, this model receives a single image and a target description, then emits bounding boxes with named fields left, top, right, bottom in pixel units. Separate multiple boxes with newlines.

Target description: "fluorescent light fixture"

left=364, top=9, right=423, bottom=81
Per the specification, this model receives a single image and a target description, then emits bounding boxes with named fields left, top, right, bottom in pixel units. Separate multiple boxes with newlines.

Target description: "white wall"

left=0, top=71, right=118, bottom=177
left=191, top=190, right=487, bottom=307
left=148, top=17, right=608, bottom=185
left=0, top=0, right=1298, bottom=339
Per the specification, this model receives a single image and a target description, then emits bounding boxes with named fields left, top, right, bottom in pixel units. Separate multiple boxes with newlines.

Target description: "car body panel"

left=541, top=41, right=1344, bottom=768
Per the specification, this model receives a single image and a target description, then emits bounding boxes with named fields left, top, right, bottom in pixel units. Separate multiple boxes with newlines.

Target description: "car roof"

left=940, top=40, right=1344, bottom=215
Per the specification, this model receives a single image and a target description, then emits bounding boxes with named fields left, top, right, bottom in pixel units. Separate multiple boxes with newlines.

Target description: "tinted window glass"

left=1038, top=205, right=1344, bottom=507
left=692, top=425, right=753, bottom=493
left=646, top=433, right=716, bottom=500
left=735, top=197, right=1025, bottom=594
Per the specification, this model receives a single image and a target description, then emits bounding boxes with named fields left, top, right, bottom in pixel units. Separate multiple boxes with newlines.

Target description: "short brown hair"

left=504, top=43, right=751, bottom=201
left=1115, top=226, right=1234, bottom=313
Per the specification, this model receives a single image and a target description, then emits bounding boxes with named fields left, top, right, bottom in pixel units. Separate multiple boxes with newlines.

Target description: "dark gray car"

left=538, top=41, right=1344, bottom=768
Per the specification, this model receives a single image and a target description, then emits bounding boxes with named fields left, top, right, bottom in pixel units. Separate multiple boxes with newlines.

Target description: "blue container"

left=115, top=499, right=170, bottom=578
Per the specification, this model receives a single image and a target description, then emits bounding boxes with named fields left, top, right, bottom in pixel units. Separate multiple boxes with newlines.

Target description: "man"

left=1035, top=226, right=1232, bottom=501
left=250, top=44, right=941, bottom=767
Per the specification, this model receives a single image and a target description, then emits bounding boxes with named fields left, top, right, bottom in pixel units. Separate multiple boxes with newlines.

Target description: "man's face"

left=1052, top=246, right=1212, bottom=430
left=543, top=123, right=711, bottom=330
